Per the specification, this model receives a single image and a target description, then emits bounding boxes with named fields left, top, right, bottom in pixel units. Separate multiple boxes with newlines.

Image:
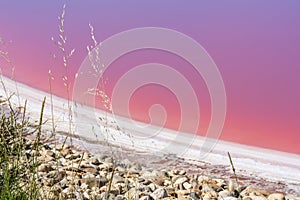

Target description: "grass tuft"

left=0, top=94, right=45, bottom=199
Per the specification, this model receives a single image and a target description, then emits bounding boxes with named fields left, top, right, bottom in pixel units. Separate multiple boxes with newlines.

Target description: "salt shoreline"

left=1, top=75, right=300, bottom=196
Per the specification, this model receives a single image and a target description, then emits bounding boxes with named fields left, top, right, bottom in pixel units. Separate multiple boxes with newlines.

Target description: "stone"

left=174, top=176, right=189, bottom=186
left=125, top=187, right=140, bottom=200
left=250, top=196, right=268, bottom=200
left=176, top=190, right=190, bottom=198
left=129, top=165, right=142, bottom=174
left=203, top=193, right=216, bottom=200
left=115, top=166, right=126, bottom=173
left=285, top=195, right=300, bottom=200
left=267, top=193, right=285, bottom=200
left=198, top=176, right=211, bottom=183
left=91, top=158, right=100, bottom=165
left=58, top=157, right=67, bottom=165
left=100, top=192, right=115, bottom=200
left=82, top=173, right=95, bottom=179
left=99, top=163, right=113, bottom=171
left=45, top=149, right=55, bottom=157
left=82, top=175, right=97, bottom=188
left=104, top=156, right=114, bottom=163
left=140, top=195, right=153, bottom=200
left=221, top=197, right=239, bottom=200
left=179, top=170, right=186, bottom=175
left=83, top=167, right=99, bottom=174
left=214, top=178, right=226, bottom=187
left=56, top=180, right=67, bottom=189
left=61, top=148, right=72, bottom=157
left=83, top=152, right=90, bottom=160
left=151, top=188, right=168, bottom=200
left=164, top=179, right=172, bottom=186
left=183, top=182, right=192, bottom=190
left=90, top=190, right=101, bottom=199
left=38, top=163, right=53, bottom=173
left=115, top=195, right=127, bottom=200
left=83, top=191, right=90, bottom=200
left=165, top=187, right=176, bottom=197
left=202, top=184, right=215, bottom=193
left=189, top=191, right=201, bottom=199
left=112, top=174, right=125, bottom=184
left=149, top=183, right=157, bottom=192
left=219, top=190, right=233, bottom=199
left=240, top=187, right=270, bottom=197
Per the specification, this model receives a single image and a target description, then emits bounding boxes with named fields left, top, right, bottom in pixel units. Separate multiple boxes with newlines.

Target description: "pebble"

left=267, top=193, right=285, bottom=200
left=248, top=196, right=268, bottom=200
left=140, top=195, right=153, bottom=200
left=15, top=135, right=299, bottom=200
left=174, top=176, right=189, bottom=186
left=219, top=190, right=233, bottom=199
left=183, top=182, right=192, bottom=190
left=151, top=188, right=168, bottom=199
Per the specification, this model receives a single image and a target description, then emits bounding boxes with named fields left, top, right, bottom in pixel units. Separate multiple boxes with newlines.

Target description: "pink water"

left=1, top=1, right=300, bottom=155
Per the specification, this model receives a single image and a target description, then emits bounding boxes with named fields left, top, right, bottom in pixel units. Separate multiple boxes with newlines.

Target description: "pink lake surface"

left=0, top=1, right=300, bottom=155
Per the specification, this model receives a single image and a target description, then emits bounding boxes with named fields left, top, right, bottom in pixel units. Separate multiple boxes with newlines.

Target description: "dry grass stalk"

left=51, top=4, right=75, bottom=141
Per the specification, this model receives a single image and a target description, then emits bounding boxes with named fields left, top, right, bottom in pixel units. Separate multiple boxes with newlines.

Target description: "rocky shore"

left=20, top=137, right=299, bottom=200
left=0, top=96, right=298, bottom=200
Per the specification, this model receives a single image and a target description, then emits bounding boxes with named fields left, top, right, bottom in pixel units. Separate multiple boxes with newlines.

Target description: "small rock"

left=99, top=163, right=113, bottom=171
left=174, top=176, right=188, bottom=186
left=45, top=149, right=55, bottom=157
left=140, top=195, right=153, bottom=200
left=189, top=191, right=201, bottom=200
left=38, top=163, right=53, bottom=173
left=151, top=188, right=168, bottom=200
left=202, top=184, right=215, bottom=193
left=214, top=178, right=226, bottom=187
left=176, top=190, right=190, bottom=198
left=198, top=176, right=211, bottom=183
left=219, top=190, right=233, bottom=199
left=183, top=182, right=192, bottom=190
left=129, top=163, right=142, bottom=174
left=125, top=188, right=140, bottom=200
left=267, top=193, right=285, bottom=200
left=83, top=167, right=99, bottom=174
left=81, top=175, right=105, bottom=188
left=165, top=187, right=175, bottom=196
left=248, top=196, right=267, bottom=200
left=221, top=197, right=239, bottom=200
left=100, top=192, right=115, bottom=200
left=61, top=148, right=72, bottom=157
left=203, top=192, right=216, bottom=200
left=240, top=187, right=270, bottom=197
left=82, top=173, right=95, bottom=179
left=58, top=157, right=67, bottom=165
left=179, top=170, right=186, bottom=175
left=104, top=156, right=114, bottom=163
left=56, top=180, right=67, bottom=189
left=81, top=182, right=89, bottom=190
left=115, top=195, right=127, bottom=200
left=138, top=177, right=146, bottom=182
left=91, top=158, right=100, bottom=165
left=83, top=191, right=90, bottom=200
left=285, top=195, right=300, bottom=200
left=112, top=174, right=125, bottom=184
left=149, top=183, right=156, bottom=192
left=115, top=166, right=126, bottom=172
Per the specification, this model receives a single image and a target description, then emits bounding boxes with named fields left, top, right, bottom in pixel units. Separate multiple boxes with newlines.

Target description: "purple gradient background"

left=1, top=1, right=300, bottom=154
